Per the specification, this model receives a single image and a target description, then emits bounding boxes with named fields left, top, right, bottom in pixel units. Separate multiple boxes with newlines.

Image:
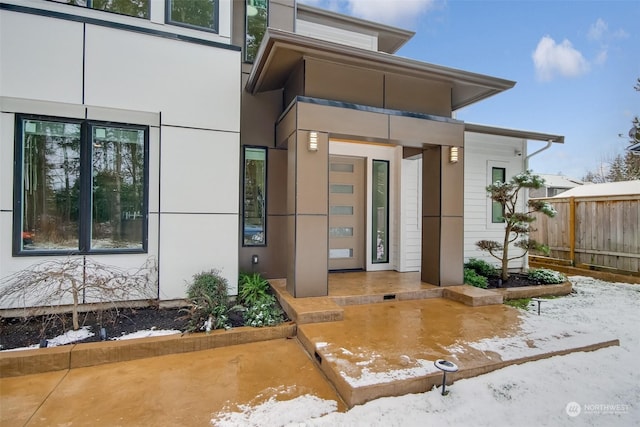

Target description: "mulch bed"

left=1, top=307, right=185, bottom=351
left=487, top=273, right=543, bottom=289
left=0, top=305, right=251, bottom=351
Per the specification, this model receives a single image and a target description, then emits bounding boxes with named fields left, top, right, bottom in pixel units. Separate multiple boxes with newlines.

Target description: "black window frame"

left=165, top=0, right=220, bottom=34
left=372, top=159, right=390, bottom=264
left=49, top=0, right=151, bottom=20
left=491, top=166, right=507, bottom=223
left=241, top=145, right=267, bottom=247
left=13, top=114, right=150, bottom=256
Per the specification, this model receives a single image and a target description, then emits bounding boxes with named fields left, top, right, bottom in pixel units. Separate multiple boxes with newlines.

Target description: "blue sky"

left=298, top=0, right=639, bottom=179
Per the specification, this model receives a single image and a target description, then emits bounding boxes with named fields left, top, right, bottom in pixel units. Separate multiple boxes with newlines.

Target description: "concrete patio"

left=0, top=271, right=615, bottom=426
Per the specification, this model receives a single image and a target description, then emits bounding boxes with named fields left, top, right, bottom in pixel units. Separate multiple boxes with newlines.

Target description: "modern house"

left=0, top=0, right=562, bottom=309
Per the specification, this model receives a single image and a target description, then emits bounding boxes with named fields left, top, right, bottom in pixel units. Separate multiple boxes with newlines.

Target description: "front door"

left=328, top=155, right=365, bottom=270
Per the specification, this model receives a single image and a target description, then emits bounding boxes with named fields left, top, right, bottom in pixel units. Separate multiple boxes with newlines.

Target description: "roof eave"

left=246, top=29, right=516, bottom=109
left=465, top=122, right=564, bottom=143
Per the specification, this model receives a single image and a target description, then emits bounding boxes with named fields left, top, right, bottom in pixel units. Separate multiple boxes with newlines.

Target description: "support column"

left=286, top=130, right=329, bottom=297
left=421, top=145, right=464, bottom=286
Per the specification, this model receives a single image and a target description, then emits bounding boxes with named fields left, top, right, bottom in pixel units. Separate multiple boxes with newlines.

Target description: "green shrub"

left=464, top=258, right=499, bottom=278
left=527, top=268, right=566, bottom=284
left=182, top=269, right=230, bottom=332
left=505, top=298, right=531, bottom=310
left=238, top=272, right=270, bottom=306
left=464, top=268, right=488, bottom=289
left=243, top=294, right=285, bottom=327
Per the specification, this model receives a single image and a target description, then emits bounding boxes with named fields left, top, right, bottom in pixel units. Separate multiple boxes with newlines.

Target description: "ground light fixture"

left=449, top=146, right=459, bottom=163
left=434, top=359, right=459, bottom=395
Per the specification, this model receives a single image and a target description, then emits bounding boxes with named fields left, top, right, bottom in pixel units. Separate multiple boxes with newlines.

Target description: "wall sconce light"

left=449, top=146, right=459, bottom=163
left=308, top=131, right=319, bottom=152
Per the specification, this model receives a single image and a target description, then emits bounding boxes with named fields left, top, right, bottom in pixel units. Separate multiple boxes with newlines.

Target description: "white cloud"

left=588, top=18, right=607, bottom=41
left=585, top=18, right=629, bottom=66
left=298, top=0, right=436, bottom=27
left=532, top=36, right=589, bottom=81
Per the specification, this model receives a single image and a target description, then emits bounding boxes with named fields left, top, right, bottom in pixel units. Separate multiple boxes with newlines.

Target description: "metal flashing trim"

left=296, top=96, right=463, bottom=125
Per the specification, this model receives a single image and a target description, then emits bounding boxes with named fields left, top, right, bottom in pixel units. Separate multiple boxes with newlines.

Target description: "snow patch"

left=112, top=329, right=181, bottom=340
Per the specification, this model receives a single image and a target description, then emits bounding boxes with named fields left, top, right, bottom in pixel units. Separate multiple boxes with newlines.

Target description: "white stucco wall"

left=0, top=4, right=240, bottom=307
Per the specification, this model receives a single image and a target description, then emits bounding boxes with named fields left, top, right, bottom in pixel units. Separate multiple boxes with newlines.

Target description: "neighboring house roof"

left=296, top=4, right=415, bottom=54
left=552, top=180, right=640, bottom=198
left=538, top=174, right=583, bottom=188
left=246, top=28, right=516, bottom=110
left=464, top=123, right=564, bottom=143
left=629, top=141, right=640, bottom=154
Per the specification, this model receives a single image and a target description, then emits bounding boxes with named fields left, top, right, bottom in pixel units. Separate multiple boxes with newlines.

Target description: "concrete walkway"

left=1, top=338, right=345, bottom=426
left=0, top=273, right=616, bottom=425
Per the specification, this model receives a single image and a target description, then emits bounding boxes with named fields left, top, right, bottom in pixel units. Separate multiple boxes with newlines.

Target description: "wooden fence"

left=529, top=194, right=640, bottom=273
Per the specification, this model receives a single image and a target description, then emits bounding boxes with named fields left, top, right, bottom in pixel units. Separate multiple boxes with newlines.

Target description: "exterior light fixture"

left=449, top=146, right=459, bottom=163
left=308, top=131, right=319, bottom=152
left=434, top=359, right=459, bottom=396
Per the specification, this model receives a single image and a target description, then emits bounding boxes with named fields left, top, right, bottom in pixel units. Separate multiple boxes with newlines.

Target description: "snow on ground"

left=211, top=276, right=640, bottom=426
left=111, top=329, right=181, bottom=340
left=4, top=327, right=95, bottom=351
left=5, top=328, right=180, bottom=351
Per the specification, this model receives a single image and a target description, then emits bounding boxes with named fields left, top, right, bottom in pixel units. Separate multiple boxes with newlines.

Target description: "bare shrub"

left=0, top=257, right=158, bottom=331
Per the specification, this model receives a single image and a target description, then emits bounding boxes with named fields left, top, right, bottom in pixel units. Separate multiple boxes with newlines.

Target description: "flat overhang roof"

left=465, top=123, right=564, bottom=143
left=246, top=29, right=516, bottom=111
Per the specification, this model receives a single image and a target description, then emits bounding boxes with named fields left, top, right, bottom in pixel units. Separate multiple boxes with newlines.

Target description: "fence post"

left=569, top=197, right=576, bottom=266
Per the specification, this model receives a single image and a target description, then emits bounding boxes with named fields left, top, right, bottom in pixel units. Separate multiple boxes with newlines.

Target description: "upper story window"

left=54, top=0, right=150, bottom=19
left=245, top=0, right=268, bottom=62
left=167, top=0, right=219, bottom=32
left=14, top=115, right=149, bottom=255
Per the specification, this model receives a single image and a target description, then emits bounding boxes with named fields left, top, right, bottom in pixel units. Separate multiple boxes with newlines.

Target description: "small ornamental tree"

left=476, top=170, right=556, bottom=281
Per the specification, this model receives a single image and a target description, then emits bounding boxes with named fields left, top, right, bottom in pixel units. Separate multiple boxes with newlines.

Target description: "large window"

left=167, top=0, right=218, bottom=32
left=14, top=115, right=148, bottom=255
left=56, top=0, right=150, bottom=19
left=243, top=147, right=266, bottom=246
left=372, top=160, right=389, bottom=263
left=491, top=167, right=506, bottom=223
left=245, top=0, right=268, bottom=62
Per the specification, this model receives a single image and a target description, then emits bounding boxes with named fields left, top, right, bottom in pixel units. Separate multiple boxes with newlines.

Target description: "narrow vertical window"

left=245, top=0, right=268, bottom=62
left=19, top=118, right=82, bottom=251
left=372, top=160, right=389, bottom=263
left=491, top=167, right=506, bottom=223
left=167, top=0, right=218, bottom=32
left=91, top=125, right=146, bottom=250
left=243, top=147, right=266, bottom=246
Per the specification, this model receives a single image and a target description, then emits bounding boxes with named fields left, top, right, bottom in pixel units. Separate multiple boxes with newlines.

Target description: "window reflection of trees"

left=23, top=121, right=81, bottom=250
left=19, top=118, right=146, bottom=252
left=91, top=127, right=145, bottom=249
left=245, top=0, right=268, bottom=62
